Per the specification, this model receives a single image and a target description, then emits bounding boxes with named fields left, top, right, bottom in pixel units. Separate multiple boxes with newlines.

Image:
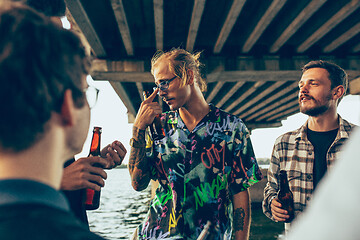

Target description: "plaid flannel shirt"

left=262, top=116, right=356, bottom=223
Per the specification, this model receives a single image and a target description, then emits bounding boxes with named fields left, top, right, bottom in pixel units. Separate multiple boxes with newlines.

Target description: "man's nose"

left=158, top=88, right=166, bottom=96
left=299, top=84, right=309, bottom=93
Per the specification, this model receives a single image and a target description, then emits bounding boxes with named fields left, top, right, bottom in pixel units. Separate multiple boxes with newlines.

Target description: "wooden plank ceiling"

left=65, top=0, right=360, bottom=130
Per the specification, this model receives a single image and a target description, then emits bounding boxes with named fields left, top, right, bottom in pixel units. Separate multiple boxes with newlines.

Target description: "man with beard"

left=262, top=60, right=356, bottom=232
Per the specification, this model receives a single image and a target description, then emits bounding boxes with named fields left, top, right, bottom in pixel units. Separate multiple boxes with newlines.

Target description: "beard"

left=299, top=93, right=332, bottom=117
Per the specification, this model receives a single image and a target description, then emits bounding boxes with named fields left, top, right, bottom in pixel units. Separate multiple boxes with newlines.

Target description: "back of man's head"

left=0, top=2, right=90, bottom=152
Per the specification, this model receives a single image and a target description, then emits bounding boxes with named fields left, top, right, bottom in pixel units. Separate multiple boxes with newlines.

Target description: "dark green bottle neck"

left=279, top=171, right=290, bottom=191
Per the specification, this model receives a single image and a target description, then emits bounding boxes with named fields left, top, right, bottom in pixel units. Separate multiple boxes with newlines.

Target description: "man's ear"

left=60, top=89, right=76, bottom=126
left=332, top=85, right=345, bottom=101
left=186, top=69, right=194, bottom=85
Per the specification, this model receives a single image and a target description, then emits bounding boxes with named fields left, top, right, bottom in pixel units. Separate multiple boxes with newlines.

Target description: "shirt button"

left=306, top=196, right=311, bottom=201
left=309, top=152, right=313, bottom=155
left=307, top=174, right=312, bottom=180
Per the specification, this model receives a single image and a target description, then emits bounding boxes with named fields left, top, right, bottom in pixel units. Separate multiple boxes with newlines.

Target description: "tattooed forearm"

left=234, top=207, right=245, bottom=232
left=128, top=127, right=151, bottom=191
left=128, top=145, right=147, bottom=172
left=128, top=127, right=146, bottom=171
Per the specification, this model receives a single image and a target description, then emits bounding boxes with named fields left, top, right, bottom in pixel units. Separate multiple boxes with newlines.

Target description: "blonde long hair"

left=151, top=48, right=207, bottom=92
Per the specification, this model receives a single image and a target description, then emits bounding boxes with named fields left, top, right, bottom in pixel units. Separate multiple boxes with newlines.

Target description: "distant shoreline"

left=117, top=163, right=269, bottom=169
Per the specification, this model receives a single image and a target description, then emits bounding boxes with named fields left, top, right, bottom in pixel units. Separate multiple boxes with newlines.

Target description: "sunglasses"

left=154, top=76, right=177, bottom=91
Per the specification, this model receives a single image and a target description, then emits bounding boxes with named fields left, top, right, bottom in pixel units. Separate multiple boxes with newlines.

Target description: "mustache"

left=299, top=93, right=314, bottom=100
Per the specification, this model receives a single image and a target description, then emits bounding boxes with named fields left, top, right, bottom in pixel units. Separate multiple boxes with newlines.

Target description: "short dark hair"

left=302, top=60, right=348, bottom=102
left=13, top=0, right=66, bottom=17
left=0, top=2, right=91, bottom=152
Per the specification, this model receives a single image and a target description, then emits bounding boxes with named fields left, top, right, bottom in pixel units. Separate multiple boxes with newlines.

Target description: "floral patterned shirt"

left=137, top=104, right=262, bottom=240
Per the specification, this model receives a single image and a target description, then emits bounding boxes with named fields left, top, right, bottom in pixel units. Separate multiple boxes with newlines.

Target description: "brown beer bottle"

left=85, top=126, right=102, bottom=210
left=143, top=91, right=165, bottom=140
left=277, top=170, right=295, bottom=223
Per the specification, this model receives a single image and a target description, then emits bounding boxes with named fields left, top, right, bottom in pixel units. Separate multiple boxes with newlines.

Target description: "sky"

left=76, top=76, right=360, bottom=163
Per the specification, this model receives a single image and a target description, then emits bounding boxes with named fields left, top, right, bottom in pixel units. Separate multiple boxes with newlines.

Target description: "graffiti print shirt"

left=138, top=104, right=262, bottom=240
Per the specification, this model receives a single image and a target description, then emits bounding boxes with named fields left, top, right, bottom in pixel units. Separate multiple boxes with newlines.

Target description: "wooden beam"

left=214, top=70, right=302, bottom=82
left=206, top=82, right=225, bottom=103
left=186, top=0, right=206, bottom=52
left=213, top=0, right=246, bottom=53
left=352, top=42, right=360, bottom=53
left=349, top=77, right=360, bottom=95
left=206, top=71, right=222, bottom=82
left=267, top=105, right=299, bottom=121
left=92, top=70, right=300, bottom=82
left=90, top=58, right=360, bottom=83
left=347, top=70, right=360, bottom=80
left=233, top=81, right=284, bottom=115
left=297, top=0, right=360, bottom=53
left=109, top=82, right=137, bottom=120
left=216, top=82, right=245, bottom=108
left=91, top=71, right=154, bottom=82
left=91, top=59, right=146, bottom=72
left=65, top=0, right=106, bottom=57
left=241, top=82, right=298, bottom=119
left=65, top=9, right=92, bottom=56
left=136, top=82, right=144, bottom=101
left=270, top=0, right=327, bottom=53
left=246, top=91, right=298, bottom=121
left=324, top=22, right=360, bottom=53
left=258, top=101, right=298, bottom=121
left=111, top=0, right=134, bottom=56
left=242, top=0, right=287, bottom=53
left=153, top=0, right=163, bottom=50
left=225, top=81, right=266, bottom=112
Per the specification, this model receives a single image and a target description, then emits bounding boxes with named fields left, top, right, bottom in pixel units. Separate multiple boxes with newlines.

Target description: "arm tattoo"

left=234, top=207, right=245, bottom=232
left=128, top=127, right=146, bottom=172
left=128, top=127, right=151, bottom=190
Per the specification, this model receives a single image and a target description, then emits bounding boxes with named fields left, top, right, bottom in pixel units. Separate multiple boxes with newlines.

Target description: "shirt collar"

left=0, top=179, right=70, bottom=212
left=174, top=104, right=215, bottom=132
left=296, top=115, right=352, bottom=141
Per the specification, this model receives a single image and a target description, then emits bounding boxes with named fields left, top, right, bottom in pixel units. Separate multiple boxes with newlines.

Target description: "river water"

left=87, top=168, right=284, bottom=240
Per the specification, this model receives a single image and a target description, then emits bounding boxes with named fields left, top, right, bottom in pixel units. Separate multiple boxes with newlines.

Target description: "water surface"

left=88, top=168, right=284, bottom=239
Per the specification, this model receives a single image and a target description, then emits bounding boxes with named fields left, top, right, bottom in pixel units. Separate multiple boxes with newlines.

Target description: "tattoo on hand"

left=234, top=207, right=245, bottom=231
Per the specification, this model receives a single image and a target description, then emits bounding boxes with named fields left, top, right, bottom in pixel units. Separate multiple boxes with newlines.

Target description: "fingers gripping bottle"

left=85, top=126, right=102, bottom=210
left=143, top=91, right=165, bottom=141
left=277, top=170, right=295, bottom=223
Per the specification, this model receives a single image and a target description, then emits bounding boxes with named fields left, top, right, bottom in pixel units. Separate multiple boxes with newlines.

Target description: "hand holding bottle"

left=61, top=156, right=108, bottom=191
left=270, top=198, right=292, bottom=222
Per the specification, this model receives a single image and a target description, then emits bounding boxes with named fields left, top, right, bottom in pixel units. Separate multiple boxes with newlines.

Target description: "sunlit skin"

left=270, top=67, right=345, bottom=222
left=154, top=59, right=210, bottom=132
left=298, top=68, right=344, bottom=131
left=154, top=60, right=192, bottom=112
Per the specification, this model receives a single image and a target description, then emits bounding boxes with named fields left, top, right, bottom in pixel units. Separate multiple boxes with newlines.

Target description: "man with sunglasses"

left=129, top=48, right=262, bottom=240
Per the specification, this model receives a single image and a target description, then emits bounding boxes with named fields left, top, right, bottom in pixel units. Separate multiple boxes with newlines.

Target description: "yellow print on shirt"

left=168, top=207, right=182, bottom=232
